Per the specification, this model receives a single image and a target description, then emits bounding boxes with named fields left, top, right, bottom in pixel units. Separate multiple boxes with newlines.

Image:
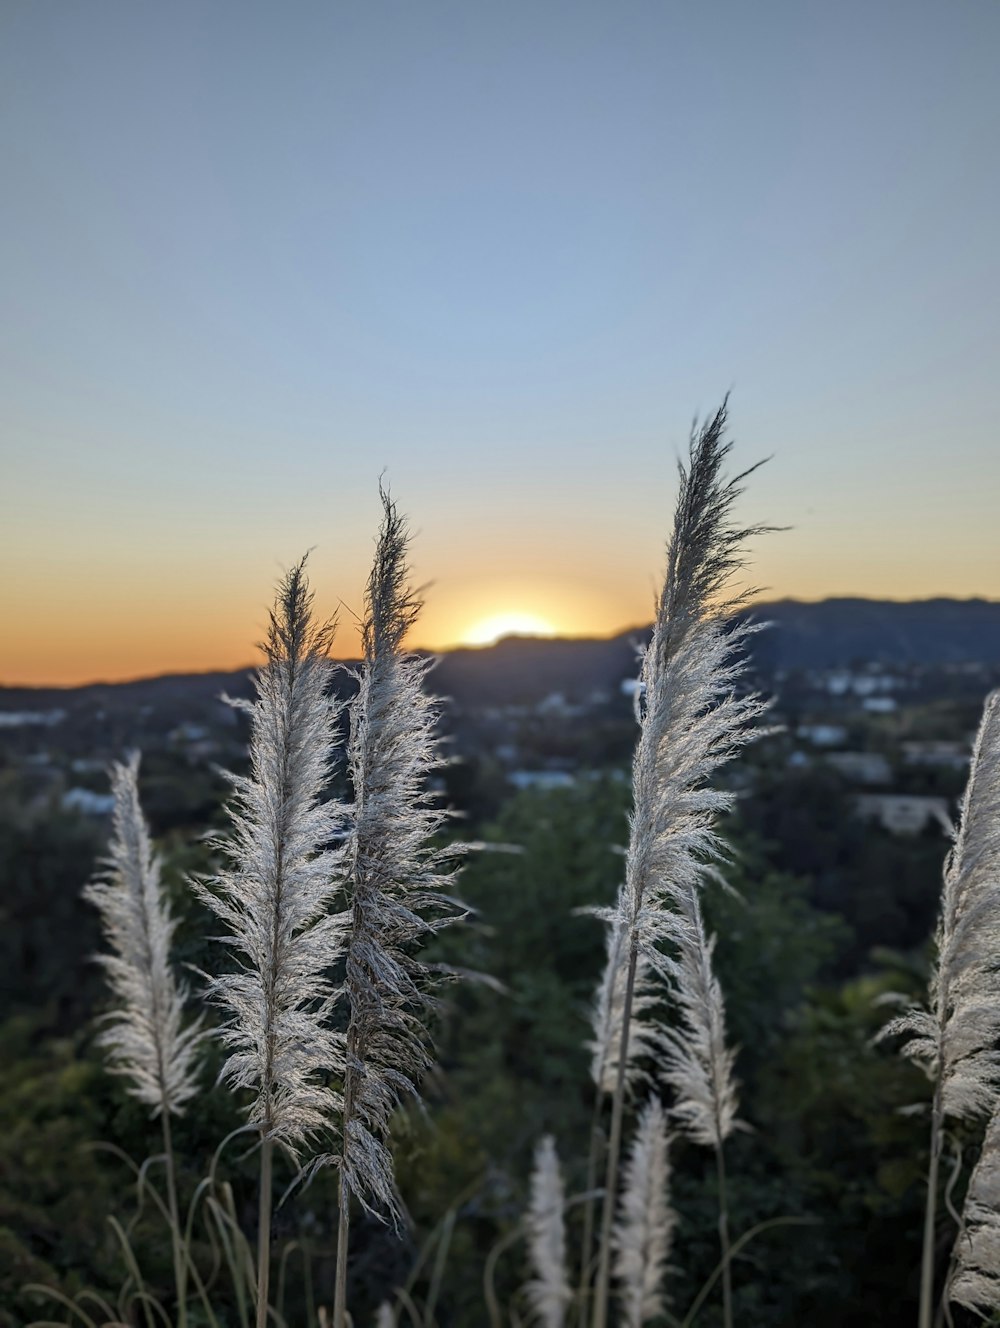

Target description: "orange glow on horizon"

left=4, top=555, right=1000, bottom=689
left=459, top=612, right=557, bottom=646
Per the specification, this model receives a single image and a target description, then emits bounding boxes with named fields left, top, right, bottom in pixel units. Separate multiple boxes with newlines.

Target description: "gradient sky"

left=2, top=1, right=999, bottom=685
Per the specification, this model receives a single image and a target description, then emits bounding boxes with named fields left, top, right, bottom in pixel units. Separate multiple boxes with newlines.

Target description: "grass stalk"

left=484, top=1224, right=526, bottom=1328
left=920, top=1094, right=944, bottom=1328
left=161, top=1110, right=187, bottom=1328
left=715, top=1140, right=733, bottom=1328
left=257, top=1136, right=273, bottom=1328
left=333, top=926, right=361, bottom=1328
left=575, top=1095, right=606, bottom=1327
left=591, top=941, right=639, bottom=1328
left=679, top=1217, right=818, bottom=1328
left=423, top=1204, right=458, bottom=1326
left=333, top=1166, right=351, bottom=1328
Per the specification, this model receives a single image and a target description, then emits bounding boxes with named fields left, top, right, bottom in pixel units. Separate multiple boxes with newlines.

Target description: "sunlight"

left=461, top=612, right=557, bottom=646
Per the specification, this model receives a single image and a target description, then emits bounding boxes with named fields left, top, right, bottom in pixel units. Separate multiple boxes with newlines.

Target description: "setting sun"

left=461, top=612, right=557, bottom=646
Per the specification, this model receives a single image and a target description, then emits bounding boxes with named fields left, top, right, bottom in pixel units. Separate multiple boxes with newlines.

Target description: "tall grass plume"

left=332, top=486, right=466, bottom=1326
left=882, top=689, right=1000, bottom=1328
left=591, top=398, right=769, bottom=1328
left=196, top=558, right=347, bottom=1327
left=526, top=1136, right=572, bottom=1328
left=85, top=751, right=204, bottom=1325
left=613, top=1097, right=675, bottom=1328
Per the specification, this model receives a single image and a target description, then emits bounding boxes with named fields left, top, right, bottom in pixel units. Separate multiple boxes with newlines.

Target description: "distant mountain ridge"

left=2, top=599, right=1000, bottom=710
left=743, top=597, right=1000, bottom=671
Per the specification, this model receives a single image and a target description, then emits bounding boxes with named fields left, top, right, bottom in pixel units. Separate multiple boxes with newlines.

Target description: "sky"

left=2, top=0, right=999, bottom=685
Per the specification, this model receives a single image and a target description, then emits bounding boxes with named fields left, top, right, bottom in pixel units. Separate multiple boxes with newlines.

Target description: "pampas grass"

left=881, top=689, right=1000, bottom=1328
left=332, top=486, right=466, bottom=1327
left=589, top=919, right=659, bottom=1099
left=196, top=558, right=348, bottom=1328
left=589, top=399, right=768, bottom=1328
left=85, top=751, right=204, bottom=1326
left=658, top=890, right=739, bottom=1327
left=613, top=1097, right=675, bottom=1328
left=949, top=1108, right=1000, bottom=1315
left=658, top=893, right=738, bottom=1150
left=85, top=752, right=204, bottom=1119
left=526, top=1136, right=572, bottom=1328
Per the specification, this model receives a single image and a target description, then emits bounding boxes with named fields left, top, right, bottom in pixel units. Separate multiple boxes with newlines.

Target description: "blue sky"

left=2, top=0, right=998, bottom=682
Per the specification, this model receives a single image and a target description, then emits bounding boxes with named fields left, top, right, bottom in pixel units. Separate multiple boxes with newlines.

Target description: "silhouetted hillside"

left=432, top=634, right=639, bottom=706
left=3, top=599, right=1000, bottom=713
left=743, top=598, right=1000, bottom=670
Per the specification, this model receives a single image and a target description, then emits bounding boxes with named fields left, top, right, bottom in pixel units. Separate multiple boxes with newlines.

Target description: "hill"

left=3, top=598, right=1000, bottom=712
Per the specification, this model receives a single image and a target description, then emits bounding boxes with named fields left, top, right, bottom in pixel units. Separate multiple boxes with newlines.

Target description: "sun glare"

left=462, top=612, right=557, bottom=646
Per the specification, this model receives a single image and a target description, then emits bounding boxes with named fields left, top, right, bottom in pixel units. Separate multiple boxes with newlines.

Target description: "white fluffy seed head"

left=84, top=752, right=203, bottom=1116
left=614, top=401, right=768, bottom=997
left=195, top=558, right=349, bottom=1155
left=591, top=403, right=762, bottom=1124
left=613, top=1097, right=676, bottom=1328
left=881, top=691, right=1000, bottom=1122
left=331, top=486, right=466, bottom=1222
left=657, top=892, right=739, bottom=1148
left=620, top=401, right=769, bottom=946
left=589, top=917, right=659, bottom=1096
left=525, top=1135, right=572, bottom=1328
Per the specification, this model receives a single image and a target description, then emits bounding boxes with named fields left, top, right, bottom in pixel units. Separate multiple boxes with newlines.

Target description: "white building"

left=508, top=770, right=576, bottom=792
left=798, top=723, right=847, bottom=747
left=855, top=794, right=951, bottom=836
left=823, top=751, right=893, bottom=785
left=62, top=787, right=116, bottom=816
left=901, top=741, right=969, bottom=770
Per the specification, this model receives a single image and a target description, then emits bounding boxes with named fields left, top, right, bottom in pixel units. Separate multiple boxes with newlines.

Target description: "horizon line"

left=3, top=592, right=999, bottom=692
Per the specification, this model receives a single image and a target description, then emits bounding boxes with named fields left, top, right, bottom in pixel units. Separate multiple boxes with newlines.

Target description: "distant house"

left=824, top=671, right=903, bottom=699
left=855, top=794, right=950, bottom=836
left=169, top=721, right=210, bottom=744
left=508, top=770, right=576, bottom=792
left=535, top=692, right=585, bottom=718
left=0, top=708, right=66, bottom=728
left=902, top=740, right=969, bottom=771
left=823, top=751, right=892, bottom=785
left=797, top=723, right=847, bottom=747
left=862, top=696, right=897, bottom=714
left=62, top=787, right=116, bottom=816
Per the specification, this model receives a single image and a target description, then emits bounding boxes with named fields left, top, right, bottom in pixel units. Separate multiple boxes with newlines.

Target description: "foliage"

left=0, top=643, right=979, bottom=1327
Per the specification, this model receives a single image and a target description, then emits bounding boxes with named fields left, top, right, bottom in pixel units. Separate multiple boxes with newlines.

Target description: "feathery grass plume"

left=950, top=1109, right=1000, bottom=1314
left=613, top=1097, right=675, bottom=1328
left=589, top=917, right=659, bottom=1097
left=658, top=892, right=738, bottom=1149
left=658, top=890, right=739, bottom=1328
left=578, top=919, right=658, bottom=1326
left=195, top=558, right=347, bottom=1328
left=526, top=1136, right=573, bottom=1328
left=880, top=689, right=1000, bottom=1328
left=332, top=485, right=466, bottom=1328
left=84, top=751, right=204, bottom=1327
left=85, top=751, right=203, bottom=1116
left=590, top=399, right=769, bottom=1328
